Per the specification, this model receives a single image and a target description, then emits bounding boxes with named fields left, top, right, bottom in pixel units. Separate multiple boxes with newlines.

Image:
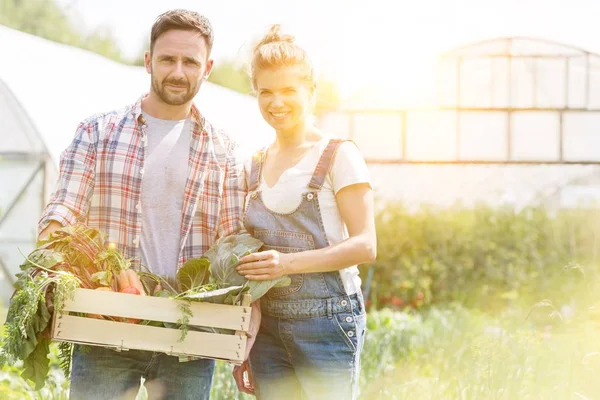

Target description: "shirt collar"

left=131, top=94, right=204, bottom=127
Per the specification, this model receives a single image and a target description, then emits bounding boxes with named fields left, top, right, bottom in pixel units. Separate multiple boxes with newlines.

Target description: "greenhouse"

left=319, top=37, right=600, bottom=209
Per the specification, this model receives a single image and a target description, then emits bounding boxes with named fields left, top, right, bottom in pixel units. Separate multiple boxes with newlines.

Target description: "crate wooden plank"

left=63, top=288, right=251, bottom=331
left=52, top=314, right=246, bottom=363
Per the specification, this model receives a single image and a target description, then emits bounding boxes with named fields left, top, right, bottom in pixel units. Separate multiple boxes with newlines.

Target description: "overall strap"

left=308, top=139, right=344, bottom=190
left=248, top=148, right=267, bottom=192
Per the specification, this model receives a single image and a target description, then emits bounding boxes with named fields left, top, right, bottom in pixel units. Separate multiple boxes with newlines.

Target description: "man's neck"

left=141, top=93, right=192, bottom=121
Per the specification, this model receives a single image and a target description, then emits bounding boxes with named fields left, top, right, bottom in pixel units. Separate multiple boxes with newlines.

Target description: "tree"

left=0, top=0, right=127, bottom=63
left=208, top=60, right=253, bottom=96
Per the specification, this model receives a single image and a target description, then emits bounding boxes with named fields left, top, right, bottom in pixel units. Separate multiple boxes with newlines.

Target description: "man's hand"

left=233, top=360, right=255, bottom=395
left=38, top=220, right=63, bottom=242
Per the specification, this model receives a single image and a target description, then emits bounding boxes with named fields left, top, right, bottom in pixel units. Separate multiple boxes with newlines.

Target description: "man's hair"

left=150, top=9, right=214, bottom=55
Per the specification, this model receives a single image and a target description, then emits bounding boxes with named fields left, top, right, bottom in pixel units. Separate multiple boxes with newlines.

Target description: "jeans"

left=249, top=296, right=367, bottom=400
left=69, top=345, right=214, bottom=400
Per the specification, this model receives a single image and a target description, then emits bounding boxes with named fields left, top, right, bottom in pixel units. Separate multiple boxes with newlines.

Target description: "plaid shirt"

left=39, top=95, right=246, bottom=270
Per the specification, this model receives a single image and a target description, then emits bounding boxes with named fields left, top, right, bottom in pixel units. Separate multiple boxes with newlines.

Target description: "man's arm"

left=38, top=119, right=98, bottom=239
left=216, top=153, right=246, bottom=238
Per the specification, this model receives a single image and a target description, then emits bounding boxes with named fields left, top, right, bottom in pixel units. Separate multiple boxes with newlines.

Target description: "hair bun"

left=257, top=24, right=295, bottom=47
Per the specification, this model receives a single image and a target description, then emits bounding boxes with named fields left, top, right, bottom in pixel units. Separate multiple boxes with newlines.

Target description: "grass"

left=3, top=269, right=600, bottom=399
left=3, top=298, right=600, bottom=399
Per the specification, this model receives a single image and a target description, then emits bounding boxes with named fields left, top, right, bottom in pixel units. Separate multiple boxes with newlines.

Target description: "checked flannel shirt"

left=39, top=95, right=246, bottom=271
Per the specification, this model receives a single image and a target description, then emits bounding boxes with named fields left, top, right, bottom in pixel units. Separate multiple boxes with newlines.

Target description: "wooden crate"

left=51, top=288, right=251, bottom=364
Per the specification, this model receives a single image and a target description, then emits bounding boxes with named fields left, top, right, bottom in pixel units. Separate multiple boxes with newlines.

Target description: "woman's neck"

left=274, top=120, right=320, bottom=151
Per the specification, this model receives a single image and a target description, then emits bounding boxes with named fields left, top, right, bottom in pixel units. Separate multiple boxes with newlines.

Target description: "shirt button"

left=136, top=203, right=141, bottom=211
left=132, top=237, right=139, bottom=248
left=345, top=316, right=353, bottom=323
left=347, top=331, right=355, bottom=337
left=140, top=168, right=145, bottom=176
left=307, top=193, right=314, bottom=200
left=340, top=300, right=348, bottom=307
left=251, top=192, right=258, bottom=199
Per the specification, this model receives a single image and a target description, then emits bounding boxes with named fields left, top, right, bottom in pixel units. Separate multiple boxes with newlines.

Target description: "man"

left=38, top=9, right=245, bottom=400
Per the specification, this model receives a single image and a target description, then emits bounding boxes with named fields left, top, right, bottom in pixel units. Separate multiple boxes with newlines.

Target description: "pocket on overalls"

left=255, top=229, right=316, bottom=299
left=332, top=312, right=366, bottom=353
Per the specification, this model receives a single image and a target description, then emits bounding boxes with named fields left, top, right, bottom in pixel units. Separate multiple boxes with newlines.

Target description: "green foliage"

left=205, top=233, right=291, bottom=302
left=0, top=0, right=128, bottom=63
left=208, top=60, right=253, bottom=96
left=365, top=203, right=600, bottom=312
left=205, top=233, right=262, bottom=287
left=6, top=291, right=600, bottom=399
left=176, top=301, right=192, bottom=343
left=176, top=258, right=210, bottom=292
left=19, top=337, right=49, bottom=390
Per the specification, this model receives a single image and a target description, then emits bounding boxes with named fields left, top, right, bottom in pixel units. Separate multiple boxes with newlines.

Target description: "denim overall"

left=245, top=139, right=367, bottom=400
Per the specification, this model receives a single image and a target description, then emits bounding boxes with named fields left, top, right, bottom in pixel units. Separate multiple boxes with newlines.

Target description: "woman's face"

left=254, top=65, right=313, bottom=133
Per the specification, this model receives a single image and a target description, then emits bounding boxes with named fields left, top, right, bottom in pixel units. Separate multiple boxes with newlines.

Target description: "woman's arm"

left=237, top=183, right=376, bottom=280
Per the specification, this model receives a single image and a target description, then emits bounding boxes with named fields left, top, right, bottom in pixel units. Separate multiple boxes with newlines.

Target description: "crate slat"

left=53, top=314, right=246, bottom=363
left=62, top=288, right=251, bottom=331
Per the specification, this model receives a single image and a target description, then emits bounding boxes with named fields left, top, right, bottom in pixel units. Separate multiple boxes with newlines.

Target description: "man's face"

left=145, top=29, right=213, bottom=106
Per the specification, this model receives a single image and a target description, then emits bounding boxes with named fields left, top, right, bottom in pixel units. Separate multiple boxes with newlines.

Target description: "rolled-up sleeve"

left=38, top=120, right=97, bottom=233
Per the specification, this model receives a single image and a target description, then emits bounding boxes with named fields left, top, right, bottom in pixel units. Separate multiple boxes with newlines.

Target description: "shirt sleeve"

left=38, top=119, right=98, bottom=233
left=216, top=147, right=247, bottom=238
left=330, top=141, right=372, bottom=195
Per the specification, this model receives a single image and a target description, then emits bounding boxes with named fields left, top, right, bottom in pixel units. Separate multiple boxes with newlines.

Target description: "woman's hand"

left=233, top=360, right=255, bottom=395
left=237, top=250, right=291, bottom=280
left=232, top=301, right=260, bottom=394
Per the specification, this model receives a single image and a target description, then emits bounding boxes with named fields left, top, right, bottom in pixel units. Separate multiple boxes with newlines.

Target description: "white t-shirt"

left=244, top=137, right=371, bottom=295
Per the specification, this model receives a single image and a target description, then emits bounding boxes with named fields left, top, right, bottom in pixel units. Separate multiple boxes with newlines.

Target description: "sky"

left=56, top=0, right=600, bottom=99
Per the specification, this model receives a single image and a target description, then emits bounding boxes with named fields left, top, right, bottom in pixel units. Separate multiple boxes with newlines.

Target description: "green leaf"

left=91, top=271, right=110, bottom=286
left=206, top=234, right=263, bottom=287
left=176, top=258, right=211, bottom=292
left=245, top=276, right=292, bottom=304
left=201, top=233, right=295, bottom=304
left=21, top=337, right=50, bottom=390
left=154, top=289, right=175, bottom=298
left=182, top=285, right=245, bottom=303
left=20, top=249, right=64, bottom=271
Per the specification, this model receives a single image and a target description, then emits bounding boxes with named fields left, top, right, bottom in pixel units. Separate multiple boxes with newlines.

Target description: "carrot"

left=118, top=270, right=130, bottom=292
left=126, top=269, right=146, bottom=296
left=88, top=287, right=113, bottom=319
left=117, top=285, right=142, bottom=323
left=120, top=286, right=140, bottom=295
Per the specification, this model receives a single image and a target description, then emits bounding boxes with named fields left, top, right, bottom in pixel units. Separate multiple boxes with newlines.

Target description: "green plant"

left=364, top=203, right=600, bottom=313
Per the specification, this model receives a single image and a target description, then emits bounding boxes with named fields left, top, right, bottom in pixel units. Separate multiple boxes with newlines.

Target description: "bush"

left=363, top=203, right=600, bottom=312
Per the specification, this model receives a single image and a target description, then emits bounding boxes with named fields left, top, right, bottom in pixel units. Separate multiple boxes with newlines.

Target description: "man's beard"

left=151, top=75, right=200, bottom=106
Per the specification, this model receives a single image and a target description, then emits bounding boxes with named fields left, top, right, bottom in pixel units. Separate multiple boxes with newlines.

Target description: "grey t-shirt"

left=140, top=112, right=191, bottom=279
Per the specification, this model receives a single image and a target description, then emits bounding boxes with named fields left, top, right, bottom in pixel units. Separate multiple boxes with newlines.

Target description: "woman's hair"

left=250, top=24, right=315, bottom=91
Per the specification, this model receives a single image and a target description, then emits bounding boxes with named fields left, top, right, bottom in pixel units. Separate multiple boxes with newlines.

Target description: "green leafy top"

left=176, top=258, right=211, bottom=292
left=203, top=233, right=291, bottom=304
left=205, top=233, right=263, bottom=287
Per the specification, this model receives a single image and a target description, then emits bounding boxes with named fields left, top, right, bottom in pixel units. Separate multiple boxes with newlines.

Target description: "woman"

left=233, top=25, right=377, bottom=400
